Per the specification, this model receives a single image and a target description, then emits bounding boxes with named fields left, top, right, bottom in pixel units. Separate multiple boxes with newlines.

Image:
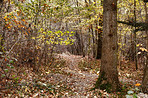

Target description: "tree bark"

left=96, top=29, right=102, bottom=59
left=95, top=0, right=120, bottom=92
left=134, top=0, right=138, bottom=70
left=96, top=15, right=103, bottom=59
left=142, top=2, right=148, bottom=94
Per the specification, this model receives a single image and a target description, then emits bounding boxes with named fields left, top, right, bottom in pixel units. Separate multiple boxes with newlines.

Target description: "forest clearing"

left=0, top=0, right=148, bottom=97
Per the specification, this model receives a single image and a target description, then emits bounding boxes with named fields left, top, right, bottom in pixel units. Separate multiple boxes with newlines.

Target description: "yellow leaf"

left=93, top=2, right=96, bottom=5
left=32, top=37, right=35, bottom=39
left=8, top=26, right=11, bottom=29
left=97, top=71, right=100, bottom=75
left=25, top=87, right=28, bottom=92
left=11, top=1, right=14, bottom=4
left=40, top=28, right=44, bottom=32
left=98, top=26, right=102, bottom=29
left=4, top=16, right=7, bottom=19
left=46, top=71, right=50, bottom=74
left=136, top=44, right=140, bottom=47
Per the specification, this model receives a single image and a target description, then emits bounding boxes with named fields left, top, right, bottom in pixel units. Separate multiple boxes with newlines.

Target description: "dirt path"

left=51, top=52, right=148, bottom=97
left=51, top=53, right=100, bottom=97
left=57, top=52, right=84, bottom=70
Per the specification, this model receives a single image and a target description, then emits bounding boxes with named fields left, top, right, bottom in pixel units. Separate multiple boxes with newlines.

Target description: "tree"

left=94, top=0, right=120, bottom=92
left=142, top=1, right=148, bottom=94
left=96, top=0, right=103, bottom=60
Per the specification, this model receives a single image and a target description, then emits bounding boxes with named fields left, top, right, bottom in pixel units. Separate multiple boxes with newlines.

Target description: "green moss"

left=91, top=71, right=112, bottom=93
left=100, top=82, right=112, bottom=93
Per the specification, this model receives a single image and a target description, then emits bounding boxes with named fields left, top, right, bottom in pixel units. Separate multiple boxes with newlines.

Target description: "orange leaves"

left=17, top=11, right=24, bottom=16
left=4, top=16, right=9, bottom=22
left=135, top=83, right=141, bottom=86
left=13, top=16, right=17, bottom=19
left=21, top=19, right=25, bottom=22
left=17, top=11, right=20, bottom=16
left=4, top=14, right=13, bottom=29
left=25, top=32, right=28, bottom=36
left=5, top=23, right=12, bottom=29
left=4, top=16, right=8, bottom=21
left=27, top=29, right=31, bottom=33
left=5, top=24, right=9, bottom=27
left=5, top=58, right=7, bottom=62
left=5, top=18, right=8, bottom=21
left=4, top=16, right=7, bottom=19
left=3, top=11, right=29, bottom=33
left=7, top=26, right=11, bottom=29
left=21, top=19, right=28, bottom=25
left=13, top=19, right=18, bottom=24
left=3, top=10, right=30, bottom=36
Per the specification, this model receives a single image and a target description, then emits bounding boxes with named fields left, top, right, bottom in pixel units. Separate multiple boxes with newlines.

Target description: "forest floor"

left=0, top=52, right=148, bottom=97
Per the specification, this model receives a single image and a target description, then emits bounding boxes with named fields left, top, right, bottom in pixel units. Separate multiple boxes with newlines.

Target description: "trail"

left=53, top=52, right=99, bottom=97
left=57, top=52, right=84, bottom=70
left=49, top=52, right=147, bottom=97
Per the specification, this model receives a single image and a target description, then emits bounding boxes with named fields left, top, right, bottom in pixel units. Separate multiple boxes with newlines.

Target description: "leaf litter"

left=0, top=52, right=148, bottom=97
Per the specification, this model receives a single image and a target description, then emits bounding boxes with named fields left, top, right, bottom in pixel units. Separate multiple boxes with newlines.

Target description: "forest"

left=0, top=0, right=148, bottom=97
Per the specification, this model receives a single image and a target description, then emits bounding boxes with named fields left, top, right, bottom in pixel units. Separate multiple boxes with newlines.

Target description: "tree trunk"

left=134, top=0, right=138, bottom=70
left=96, top=15, right=103, bottom=59
left=95, top=0, right=120, bottom=92
left=96, top=28, right=102, bottom=59
left=142, top=2, right=148, bottom=94
left=142, top=64, right=148, bottom=93
left=74, top=31, right=83, bottom=55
